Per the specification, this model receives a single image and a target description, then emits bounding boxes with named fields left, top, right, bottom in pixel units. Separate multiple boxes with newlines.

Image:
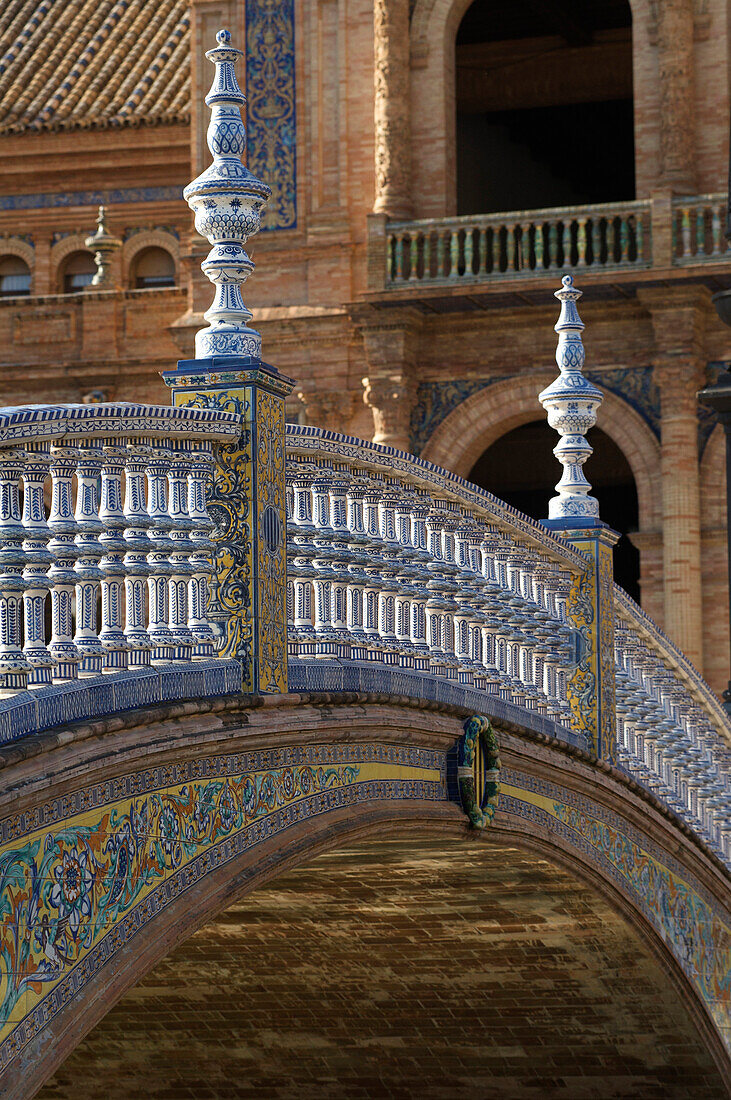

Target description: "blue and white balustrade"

left=614, top=587, right=731, bottom=863
left=285, top=426, right=587, bottom=730
left=0, top=402, right=242, bottom=742
left=286, top=425, right=731, bottom=869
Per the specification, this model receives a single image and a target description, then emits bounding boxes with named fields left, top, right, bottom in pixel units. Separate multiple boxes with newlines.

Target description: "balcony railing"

left=378, top=193, right=729, bottom=290
left=672, top=193, right=729, bottom=263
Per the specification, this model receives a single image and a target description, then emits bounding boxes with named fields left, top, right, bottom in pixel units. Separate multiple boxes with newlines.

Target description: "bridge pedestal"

left=545, top=519, right=619, bottom=763
left=163, top=356, right=294, bottom=694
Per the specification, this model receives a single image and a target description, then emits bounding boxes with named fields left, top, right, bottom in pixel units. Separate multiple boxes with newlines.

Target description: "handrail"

left=387, top=198, right=651, bottom=234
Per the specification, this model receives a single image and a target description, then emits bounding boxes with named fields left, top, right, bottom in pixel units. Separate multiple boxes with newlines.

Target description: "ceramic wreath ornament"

left=184, top=28, right=271, bottom=360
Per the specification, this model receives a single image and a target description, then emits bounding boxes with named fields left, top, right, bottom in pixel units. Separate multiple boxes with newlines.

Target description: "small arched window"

left=132, top=247, right=176, bottom=289
left=0, top=256, right=31, bottom=297
left=62, top=251, right=96, bottom=293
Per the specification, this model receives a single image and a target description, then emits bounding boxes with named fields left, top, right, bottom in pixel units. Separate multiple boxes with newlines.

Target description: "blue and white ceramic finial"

left=538, top=274, right=604, bottom=522
left=183, top=28, right=271, bottom=360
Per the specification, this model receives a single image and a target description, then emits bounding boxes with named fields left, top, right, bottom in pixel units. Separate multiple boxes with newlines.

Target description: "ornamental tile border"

left=0, top=189, right=184, bottom=212
left=0, top=742, right=445, bottom=1069
left=502, top=767, right=731, bottom=1044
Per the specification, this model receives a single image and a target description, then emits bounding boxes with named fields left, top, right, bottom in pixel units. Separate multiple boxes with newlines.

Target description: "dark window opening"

left=62, top=251, right=96, bottom=293
left=0, top=256, right=31, bottom=297
left=456, top=0, right=634, bottom=215
left=133, top=247, right=176, bottom=289
left=468, top=420, right=640, bottom=601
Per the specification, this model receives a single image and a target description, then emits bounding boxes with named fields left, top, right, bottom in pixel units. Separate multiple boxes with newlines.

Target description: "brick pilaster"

left=639, top=285, right=709, bottom=670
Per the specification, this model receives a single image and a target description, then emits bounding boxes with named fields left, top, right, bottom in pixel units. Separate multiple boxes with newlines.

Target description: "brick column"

left=360, top=308, right=421, bottom=452
left=640, top=286, right=708, bottom=670
left=373, top=0, right=411, bottom=218
left=656, top=0, right=696, bottom=192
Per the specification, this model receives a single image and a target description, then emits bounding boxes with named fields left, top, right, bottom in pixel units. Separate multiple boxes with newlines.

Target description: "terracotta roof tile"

left=0, top=0, right=190, bottom=134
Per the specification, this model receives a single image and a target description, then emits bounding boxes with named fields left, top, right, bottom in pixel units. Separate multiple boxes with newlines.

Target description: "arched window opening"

left=62, top=251, right=96, bottom=293
left=0, top=256, right=31, bottom=297
left=132, top=247, right=176, bottom=289
left=456, top=0, right=634, bottom=215
left=469, top=420, right=640, bottom=600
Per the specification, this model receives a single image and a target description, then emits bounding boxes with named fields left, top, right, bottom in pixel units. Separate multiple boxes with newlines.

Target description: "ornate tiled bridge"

left=0, top=30, right=730, bottom=1098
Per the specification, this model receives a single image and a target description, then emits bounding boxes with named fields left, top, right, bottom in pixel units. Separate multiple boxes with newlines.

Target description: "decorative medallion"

left=458, top=714, right=501, bottom=829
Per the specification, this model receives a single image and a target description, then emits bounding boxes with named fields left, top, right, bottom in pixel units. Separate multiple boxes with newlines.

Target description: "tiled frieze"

left=0, top=740, right=446, bottom=1071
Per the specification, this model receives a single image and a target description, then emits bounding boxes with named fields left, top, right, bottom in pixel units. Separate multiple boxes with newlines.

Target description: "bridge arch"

left=1, top=693, right=728, bottom=1096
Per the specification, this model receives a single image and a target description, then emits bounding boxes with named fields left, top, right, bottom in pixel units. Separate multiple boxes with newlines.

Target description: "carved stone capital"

left=362, top=373, right=416, bottom=452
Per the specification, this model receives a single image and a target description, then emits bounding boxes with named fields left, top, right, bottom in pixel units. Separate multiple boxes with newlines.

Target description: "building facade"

left=0, top=0, right=730, bottom=692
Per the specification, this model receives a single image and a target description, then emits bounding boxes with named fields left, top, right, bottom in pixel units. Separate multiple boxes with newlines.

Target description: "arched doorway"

left=469, top=420, right=641, bottom=599
left=455, top=0, right=635, bottom=215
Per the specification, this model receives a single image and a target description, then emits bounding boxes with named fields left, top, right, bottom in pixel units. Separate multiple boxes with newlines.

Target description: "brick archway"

left=0, top=694, right=728, bottom=1096
left=38, top=835, right=729, bottom=1099
left=50, top=234, right=94, bottom=292
left=420, top=373, right=662, bottom=531
left=0, top=236, right=35, bottom=291
left=409, top=0, right=649, bottom=218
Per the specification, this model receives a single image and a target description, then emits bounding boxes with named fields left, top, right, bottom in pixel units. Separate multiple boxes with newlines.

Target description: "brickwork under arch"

left=37, top=836, right=729, bottom=1100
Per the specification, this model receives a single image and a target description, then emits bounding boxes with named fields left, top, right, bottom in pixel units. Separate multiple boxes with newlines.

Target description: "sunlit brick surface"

left=38, top=840, right=725, bottom=1099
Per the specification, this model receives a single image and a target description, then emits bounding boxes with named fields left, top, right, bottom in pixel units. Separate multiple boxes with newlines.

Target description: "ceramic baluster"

left=47, top=445, right=81, bottom=681
left=167, top=444, right=195, bottom=662
left=146, top=446, right=175, bottom=663
left=99, top=440, right=129, bottom=671
left=123, top=441, right=153, bottom=667
left=0, top=449, right=31, bottom=690
left=21, top=443, right=54, bottom=686
left=74, top=440, right=105, bottom=675
left=187, top=444, right=217, bottom=659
